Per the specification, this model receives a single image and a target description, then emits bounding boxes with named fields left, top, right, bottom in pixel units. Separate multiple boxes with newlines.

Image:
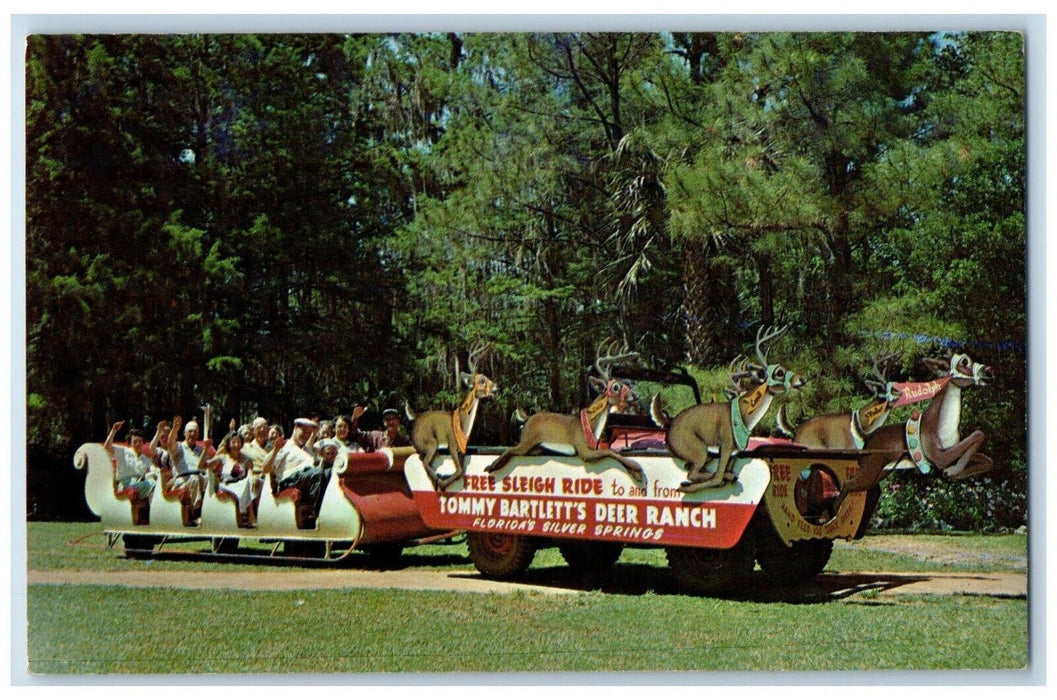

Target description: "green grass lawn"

left=23, top=521, right=1030, bottom=675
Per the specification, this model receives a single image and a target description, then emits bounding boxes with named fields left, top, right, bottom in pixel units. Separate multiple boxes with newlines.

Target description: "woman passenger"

left=202, top=431, right=260, bottom=528
left=333, top=414, right=363, bottom=455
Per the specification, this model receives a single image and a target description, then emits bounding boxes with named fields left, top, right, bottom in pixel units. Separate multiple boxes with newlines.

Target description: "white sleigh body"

left=74, top=442, right=440, bottom=558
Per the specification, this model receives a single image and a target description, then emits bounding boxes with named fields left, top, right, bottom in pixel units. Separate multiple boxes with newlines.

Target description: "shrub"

left=872, top=471, right=1026, bottom=532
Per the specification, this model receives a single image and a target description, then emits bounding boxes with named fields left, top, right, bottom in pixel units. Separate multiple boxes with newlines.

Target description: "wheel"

left=211, top=537, right=239, bottom=555
left=756, top=536, right=834, bottom=585
left=467, top=532, right=537, bottom=579
left=361, top=543, right=405, bottom=568
left=122, top=534, right=158, bottom=559
left=557, top=540, right=623, bottom=573
left=666, top=542, right=755, bottom=596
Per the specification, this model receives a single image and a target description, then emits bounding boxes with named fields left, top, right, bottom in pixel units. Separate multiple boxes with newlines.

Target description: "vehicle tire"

left=122, top=534, right=158, bottom=559
left=756, top=536, right=834, bottom=585
left=467, top=532, right=537, bottom=579
left=557, top=540, right=623, bottom=573
left=212, top=537, right=239, bottom=555
left=362, top=543, right=405, bottom=568
left=666, top=542, right=755, bottom=596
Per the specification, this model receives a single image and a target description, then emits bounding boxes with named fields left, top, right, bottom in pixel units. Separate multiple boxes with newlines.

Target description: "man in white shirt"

left=241, top=416, right=271, bottom=472
left=262, top=418, right=330, bottom=525
left=104, top=421, right=158, bottom=501
left=166, top=416, right=206, bottom=518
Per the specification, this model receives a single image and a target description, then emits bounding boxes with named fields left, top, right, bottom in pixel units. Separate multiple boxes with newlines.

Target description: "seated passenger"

left=312, top=438, right=343, bottom=510
left=351, top=406, right=411, bottom=450
left=267, top=423, right=284, bottom=448
left=333, top=414, right=363, bottom=455
left=241, top=417, right=271, bottom=472
left=262, top=418, right=328, bottom=524
left=103, top=421, right=159, bottom=501
left=165, top=416, right=206, bottom=521
left=202, top=430, right=260, bottom=528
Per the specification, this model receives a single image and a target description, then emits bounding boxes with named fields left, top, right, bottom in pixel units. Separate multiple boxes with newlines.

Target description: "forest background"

left=24, top=31, right=1026, bottom=530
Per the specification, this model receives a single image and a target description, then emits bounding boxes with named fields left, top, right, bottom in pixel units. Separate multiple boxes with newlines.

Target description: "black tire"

left=122, top=534, right=158, bottom=559
left=467, top=532, right=537, bottom=579
left=361, top=543, right=405, bottom=568
left=557, top=540, right=623, bottom=573
left=756, top=536, right=834, bottom=585
left=666, top=542, right=756, bottom=596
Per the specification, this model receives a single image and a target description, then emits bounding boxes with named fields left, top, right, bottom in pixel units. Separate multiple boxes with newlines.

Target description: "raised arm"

left=103, top=421, right=125, bottom=454
left=150, top=420, right=169, bottom=452
left=261, top=436, right=286, bottom=475
left=199, top=439, right=222, bottom=472
left=167, top=416, right=183, bottom=454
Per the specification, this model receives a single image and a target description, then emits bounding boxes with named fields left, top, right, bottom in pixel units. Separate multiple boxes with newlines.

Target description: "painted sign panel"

left=762, top=456, right=868, bottom=543
left=405, top=452, right=772, bottom=549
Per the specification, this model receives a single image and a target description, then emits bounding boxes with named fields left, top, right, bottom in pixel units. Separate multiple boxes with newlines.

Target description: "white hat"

left=294, top=418, right=318, bottom=429
left=315, top=438, right=339, bottom=451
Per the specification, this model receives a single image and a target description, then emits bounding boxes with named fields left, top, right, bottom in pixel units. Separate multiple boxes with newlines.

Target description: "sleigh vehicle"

left=74, top=442, right=452, bottom=561
left=405, top=432, right=872, bottom=594
left=405, top=352, right=876, bottom=595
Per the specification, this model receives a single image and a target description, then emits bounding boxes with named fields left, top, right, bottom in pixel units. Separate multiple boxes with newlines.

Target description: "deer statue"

left=405, top=342, right=498, bottom=490
left=833, top=350, right=995, bottom=510
left=485, top=340, right=647, bottom=482
left=776, top=353, right=903, bottom=450
left=650, top=325, right=805, bottom=493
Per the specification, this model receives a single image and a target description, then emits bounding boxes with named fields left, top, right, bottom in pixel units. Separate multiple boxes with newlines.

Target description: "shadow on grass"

left=118, top=538, right=934, bottom=603
left=454, top=564, right=933, bottom=604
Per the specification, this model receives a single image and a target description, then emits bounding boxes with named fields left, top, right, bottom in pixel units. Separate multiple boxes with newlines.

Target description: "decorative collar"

left=904, top=410, right=932, bottom=473
left=730, top=400, right=751, bottom=451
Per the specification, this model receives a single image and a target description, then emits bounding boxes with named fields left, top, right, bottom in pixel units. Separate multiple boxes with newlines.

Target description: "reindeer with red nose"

left=485, top=340, right=646, bottom=482
left=834, top=350, right=995, bottom=510
left=651, top=325, right=805, bottom=493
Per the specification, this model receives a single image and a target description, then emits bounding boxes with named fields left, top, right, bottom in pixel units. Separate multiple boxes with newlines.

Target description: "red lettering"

left=561, top=477, right=603, bottom=495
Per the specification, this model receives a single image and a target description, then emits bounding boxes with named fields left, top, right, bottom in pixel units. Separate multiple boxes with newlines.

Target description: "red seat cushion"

left=277, top=488, right=301, bottom=503
left=214, top=489, right=238, bottom=504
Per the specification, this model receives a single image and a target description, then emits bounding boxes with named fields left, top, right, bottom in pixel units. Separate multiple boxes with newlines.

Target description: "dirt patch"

left=820, top=570, right=1025, bottom=598
left=27, top=567, right=1026, bottom=599
left=28, top=568, right=577, bottom=595
left=836, top=535, right=1028, bottom=570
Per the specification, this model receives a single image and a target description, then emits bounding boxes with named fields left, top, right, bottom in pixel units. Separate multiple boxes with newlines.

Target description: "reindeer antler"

left=728, top=353, right=751, bottom=387
left=754, top=324, right=789, bottom=368
left=466, top=341, right=490, bottom=375
left=594, top=337, right=639, bottom=381
left=864, top=352, right=900, bottom=396
left=722, top=354, right=751, bottom=400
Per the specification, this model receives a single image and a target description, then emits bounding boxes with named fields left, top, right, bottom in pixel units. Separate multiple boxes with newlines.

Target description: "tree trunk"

left=681, top=242, right=740, bottom=366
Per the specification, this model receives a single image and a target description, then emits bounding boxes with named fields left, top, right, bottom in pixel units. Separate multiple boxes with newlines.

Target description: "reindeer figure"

left=777, top=353, right=903, bottom=450
left=485, top=340, right=646, bottom=482
left=834, top=351, right=994, bottom=510
left=651, top=325, right=805, bottom=493
left=406, top=343, right=498, bottom=490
